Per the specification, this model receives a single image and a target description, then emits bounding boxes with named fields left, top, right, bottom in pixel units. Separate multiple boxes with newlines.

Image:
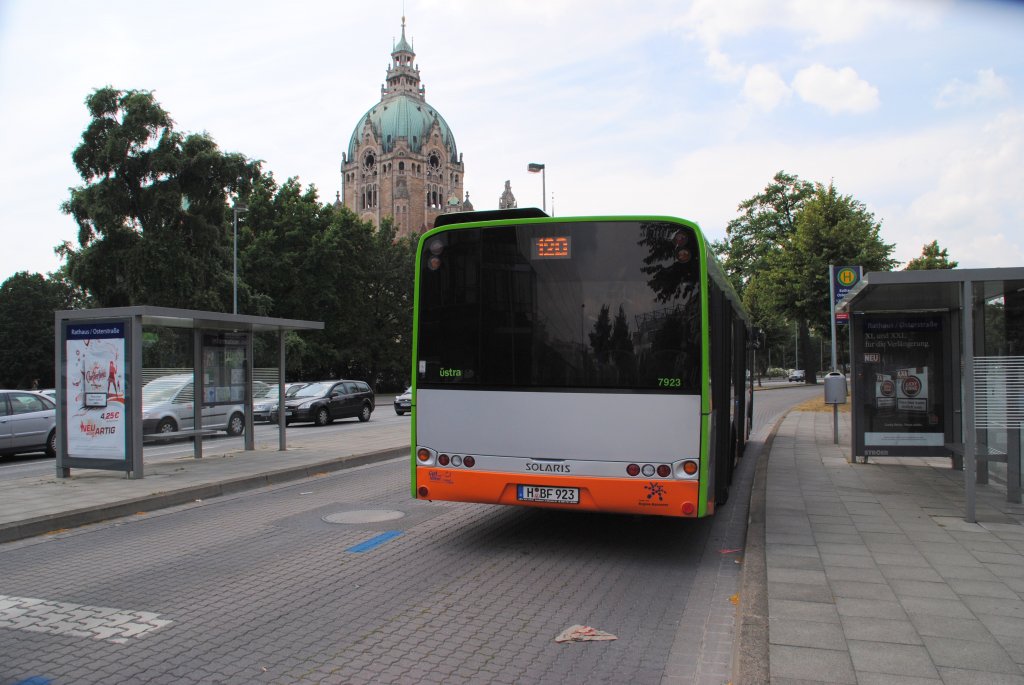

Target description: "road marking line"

left=0, top=594, right=171, bottom=644
left=346, top=530, right=403, bottom=553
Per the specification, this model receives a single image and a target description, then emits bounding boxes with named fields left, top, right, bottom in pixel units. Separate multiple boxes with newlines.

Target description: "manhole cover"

left=322, top=510, right=406, bottom=524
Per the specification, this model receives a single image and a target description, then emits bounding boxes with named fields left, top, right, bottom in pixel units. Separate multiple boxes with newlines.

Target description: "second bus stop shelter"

left=54, top=306, right=323, bottom=479
left=838, top=267, right=1024, bottom=522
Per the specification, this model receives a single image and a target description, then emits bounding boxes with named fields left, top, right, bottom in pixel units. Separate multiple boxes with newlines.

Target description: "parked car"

left=394, top=387, right=412, bottom=415
left=788, top=370, right=806, bottom=383
left=38, top=388, right=57, bottom=402
left=253, top=383, right=307, bottom=422
left=141, top=374, right=245, bottom=436
left=0, top=390, right=57, bottom=457
left=270, top=380, right=375, bottom=426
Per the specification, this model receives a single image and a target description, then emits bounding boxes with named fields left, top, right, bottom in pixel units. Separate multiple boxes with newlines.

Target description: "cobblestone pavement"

left=1, top=456, right=742, bottom=685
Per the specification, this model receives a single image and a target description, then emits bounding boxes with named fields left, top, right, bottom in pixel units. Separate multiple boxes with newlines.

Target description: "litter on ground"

left=554, top=625, right=618, bottom=643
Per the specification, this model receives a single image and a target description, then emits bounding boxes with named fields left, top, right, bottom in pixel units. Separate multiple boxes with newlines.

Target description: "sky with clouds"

left=1, top=0, right=1022, bottom=283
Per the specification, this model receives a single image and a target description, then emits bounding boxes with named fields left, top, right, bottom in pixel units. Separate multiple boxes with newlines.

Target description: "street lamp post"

left=232, top=201, right=248, bottom=314
left=527, top=162, right=546, bottom=213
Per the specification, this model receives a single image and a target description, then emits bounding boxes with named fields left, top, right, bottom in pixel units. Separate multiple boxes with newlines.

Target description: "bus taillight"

left=463, top=455, right=476, bottom=468
left=626, top=464, right=640, bottom=476
left=438, top=454, right=450, bottom=465
left=681, top=460, right=699, bottom=476
left=417, top=448, right=432, bottom=462
left=657, top=464, right=671, bottom=478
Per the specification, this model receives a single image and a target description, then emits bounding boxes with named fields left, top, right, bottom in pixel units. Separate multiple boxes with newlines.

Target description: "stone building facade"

left=341, top=19, right=466, bottom=238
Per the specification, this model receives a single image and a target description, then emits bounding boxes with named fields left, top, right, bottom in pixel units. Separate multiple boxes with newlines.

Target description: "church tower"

left=341, top=18, right=466, bottom=237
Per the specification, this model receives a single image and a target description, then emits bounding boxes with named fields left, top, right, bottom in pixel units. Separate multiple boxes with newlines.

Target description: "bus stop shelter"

left=838, top=267, right=1024, bottom=522
left=54, top=306, right=323, bottom=479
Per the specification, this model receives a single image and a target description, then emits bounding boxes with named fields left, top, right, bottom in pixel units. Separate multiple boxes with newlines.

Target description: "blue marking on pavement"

left=346, top=530, right=403, bottom=553
left=15, top=678, right=52, bottom=685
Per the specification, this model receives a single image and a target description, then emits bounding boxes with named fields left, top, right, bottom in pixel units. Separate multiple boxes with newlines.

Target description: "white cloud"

left=786, top=0, right=946, bottom=47
left=792, top=65, right=880, bottom=114
left=543, top=107, right=1024, bottom=269
left=743, top=65, right=791, bottom=111
left=935, top=68, right=1010, bottom=109
left=680, top=0, right=948, bottom=70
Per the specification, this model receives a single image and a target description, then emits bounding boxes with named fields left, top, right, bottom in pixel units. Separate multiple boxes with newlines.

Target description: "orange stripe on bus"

left=416, top=468, right=703, bottom=518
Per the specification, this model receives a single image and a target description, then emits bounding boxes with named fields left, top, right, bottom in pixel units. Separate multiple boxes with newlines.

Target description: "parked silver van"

left=141, top=374, right=245, bottom=436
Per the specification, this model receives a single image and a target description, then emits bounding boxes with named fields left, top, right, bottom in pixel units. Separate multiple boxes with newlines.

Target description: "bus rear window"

left=417, top=220, right=702, bottom=393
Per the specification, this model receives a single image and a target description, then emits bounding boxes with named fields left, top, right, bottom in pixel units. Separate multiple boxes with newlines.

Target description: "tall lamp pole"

left=527, top=162, right=546, bottom=213
left=232, top=201, right=248, bottom=314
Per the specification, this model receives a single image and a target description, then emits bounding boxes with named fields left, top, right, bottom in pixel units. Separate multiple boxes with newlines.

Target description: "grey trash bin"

left=824, top=372, right=848, bottom=404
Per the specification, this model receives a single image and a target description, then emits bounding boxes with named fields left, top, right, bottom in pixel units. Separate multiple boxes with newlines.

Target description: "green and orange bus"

left=410, top=210, right=753, bottom=518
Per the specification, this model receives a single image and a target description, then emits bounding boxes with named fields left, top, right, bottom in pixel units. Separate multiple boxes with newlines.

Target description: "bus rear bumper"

left=415, top=467, right=705, bottom=517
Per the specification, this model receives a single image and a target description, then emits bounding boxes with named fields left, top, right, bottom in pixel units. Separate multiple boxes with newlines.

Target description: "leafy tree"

left=904, top=240, right=958, bottom=270
left=712, top=171, right=814, bottom=294
left=0, top=272, right=80, bottom=388
left=55, top=87, right=420, bottom=390
left=752, top=182, right=898, bottom=382
left=712, top=171, right=814, bottom=379
left=60, top=87, right=260, bottom=309
left=354, top=218, right=417, bottom=390
left=238, top=178, right=414, bottom=388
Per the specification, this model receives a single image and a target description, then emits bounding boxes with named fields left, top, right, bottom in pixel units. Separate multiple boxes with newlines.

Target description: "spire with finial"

left=384, top=15, right=421, bottom=99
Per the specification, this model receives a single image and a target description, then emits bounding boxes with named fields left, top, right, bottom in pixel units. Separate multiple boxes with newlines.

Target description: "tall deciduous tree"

left=751, top=182, right=898, bottom=382
left=713, top=171, right=815, bottom=294
left=354, top=218, right=418, bottom=390
left=60, top=87, right=260, bottom=309
left=0, top=272, right=81, bottom=389
left=905, top=240, right=958, bottom=270
left=712, top=171, right=814, bottom=378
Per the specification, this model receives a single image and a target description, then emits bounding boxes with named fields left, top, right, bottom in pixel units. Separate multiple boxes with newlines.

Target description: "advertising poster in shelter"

left=202, top=332, right=248, bottom=404
left=65, top=322, right=127, bottom=460
left=856, top=314, right=946, bottom=457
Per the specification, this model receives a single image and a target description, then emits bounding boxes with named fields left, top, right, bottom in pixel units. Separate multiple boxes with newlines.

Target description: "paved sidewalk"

left=758, top=411, right=1024, bottom=684
left=0, top=423, right=411, bottom=543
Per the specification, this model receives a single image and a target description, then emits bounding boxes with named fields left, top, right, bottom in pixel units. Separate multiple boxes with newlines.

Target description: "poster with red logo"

left=66, top=323, right=126, bottom=460
left=856, top=315, right=945, bottom=457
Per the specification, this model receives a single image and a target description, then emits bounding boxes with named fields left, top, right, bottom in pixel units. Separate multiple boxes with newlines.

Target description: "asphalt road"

left=0, top=384, right=820, bottom=684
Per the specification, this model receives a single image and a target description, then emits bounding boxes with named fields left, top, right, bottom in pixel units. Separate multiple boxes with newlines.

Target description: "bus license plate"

left=517, top=485, right=579, bottom=504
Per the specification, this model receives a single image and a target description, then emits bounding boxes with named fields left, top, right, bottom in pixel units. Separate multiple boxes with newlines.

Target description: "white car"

left=253, top=383, right=307, bottom=422
left=0, top=390, right=57, bottom=457
left=141, top=374, right=245, bottom=436
left=788, top=370, right=806, bottom=383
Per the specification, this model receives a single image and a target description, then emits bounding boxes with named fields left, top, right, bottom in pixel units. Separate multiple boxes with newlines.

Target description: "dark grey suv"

left=269, top=380, right=375, bottom=426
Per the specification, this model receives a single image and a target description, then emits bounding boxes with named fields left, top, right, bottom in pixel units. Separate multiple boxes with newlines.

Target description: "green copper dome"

left=347, top=95, right=459, bottom=162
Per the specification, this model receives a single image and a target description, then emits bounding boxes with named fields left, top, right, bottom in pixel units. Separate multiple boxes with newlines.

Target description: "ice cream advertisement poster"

left=66, top=323, right=127, bottom=460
